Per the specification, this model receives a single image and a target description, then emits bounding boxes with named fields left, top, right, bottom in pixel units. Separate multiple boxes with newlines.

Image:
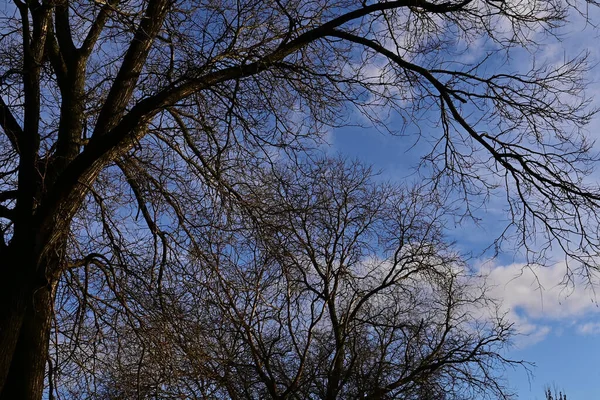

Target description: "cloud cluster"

left=479, top=261, right=600, bottom=347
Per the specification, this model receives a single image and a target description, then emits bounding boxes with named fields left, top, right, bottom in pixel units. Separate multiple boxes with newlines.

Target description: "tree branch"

left=91, top=0, right=172, bottom=138
left=0, top=98, right=22, bottom=154
left=79, top=0, right=120, bottom=57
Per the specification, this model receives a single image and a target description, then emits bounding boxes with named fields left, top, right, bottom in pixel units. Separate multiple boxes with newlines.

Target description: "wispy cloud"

left=576, top=322, right=600, bottom=336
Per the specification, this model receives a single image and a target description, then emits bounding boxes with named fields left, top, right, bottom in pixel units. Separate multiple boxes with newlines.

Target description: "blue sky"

left=328, top=8, right=600, bottom=398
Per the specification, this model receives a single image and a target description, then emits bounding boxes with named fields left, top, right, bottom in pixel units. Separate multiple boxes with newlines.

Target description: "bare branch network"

left=0, top=0, right=598, bottom=398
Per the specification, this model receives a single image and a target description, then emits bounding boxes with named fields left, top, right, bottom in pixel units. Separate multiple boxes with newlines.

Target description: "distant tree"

left=545, top=387, right=568, bottom=400
left=50, top=157, right=519, bottom=399
left=1, top=0, right=600, bottom=399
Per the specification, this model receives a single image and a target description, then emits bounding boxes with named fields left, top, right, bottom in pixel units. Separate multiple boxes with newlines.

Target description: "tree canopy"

left=0, top=0, right=599, bottom=398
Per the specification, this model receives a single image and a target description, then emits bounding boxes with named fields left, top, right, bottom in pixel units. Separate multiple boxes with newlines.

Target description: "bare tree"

left=545, top=387, right=568, bottom=400
left=50, top=157, right=520, bottom=399
left=0, top=0, right=599, bottom=398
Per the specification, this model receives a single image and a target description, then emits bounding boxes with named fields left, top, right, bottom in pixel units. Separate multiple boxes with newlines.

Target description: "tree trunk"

left=0, top=274, right=27, bottom=394
left=0, top=284, right=54, bottom=400
left=0, top=242, right=57, bottom=400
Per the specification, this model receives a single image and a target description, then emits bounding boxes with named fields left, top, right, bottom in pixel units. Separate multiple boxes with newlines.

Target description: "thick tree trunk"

left=0, top=275, right=27, bottom=394
left=0, top=242, right=58, bottom=400
left=0, top=283, right=54, bottom=400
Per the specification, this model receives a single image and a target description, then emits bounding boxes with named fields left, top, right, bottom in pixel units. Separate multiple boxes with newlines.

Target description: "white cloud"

left=576, top=322, right=600, bottom=336
left=485, top=262, right=599, bottom=318
left=517, top=321, right=552, bottom=347
left=478, top=261, right=600, bottom=347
